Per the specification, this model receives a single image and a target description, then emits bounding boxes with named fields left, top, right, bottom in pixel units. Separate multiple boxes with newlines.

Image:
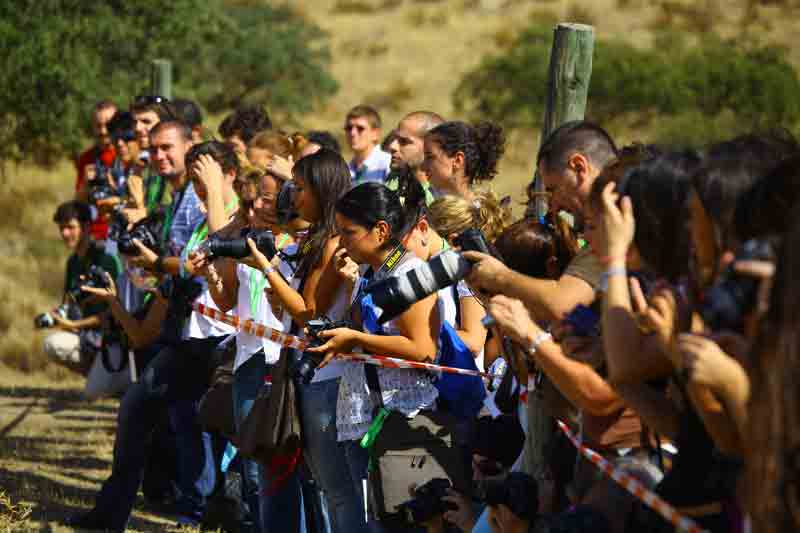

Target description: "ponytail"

left=336, top=182, right=422, bottom=249
left=428, top=120, right=506, bottom=184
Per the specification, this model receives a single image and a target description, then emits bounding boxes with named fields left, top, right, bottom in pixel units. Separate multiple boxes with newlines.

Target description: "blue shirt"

left=349, top=146, right=391, bottom=184
left=167, top=181, right=205, bottom=257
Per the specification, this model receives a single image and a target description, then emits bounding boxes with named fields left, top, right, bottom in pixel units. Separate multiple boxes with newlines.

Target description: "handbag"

left=198, top=334, right=237, bottom=439
left=83, top=341, right=131, bottom=399
left=363, top=364, right=469, bottom=522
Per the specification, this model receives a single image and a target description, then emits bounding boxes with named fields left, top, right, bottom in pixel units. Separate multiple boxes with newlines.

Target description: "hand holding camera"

left=292, top=317, right=353, bottom=383
left=80, top=270, right=118, bottom=302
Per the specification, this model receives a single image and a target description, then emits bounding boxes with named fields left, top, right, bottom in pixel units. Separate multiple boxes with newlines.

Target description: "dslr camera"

left=473, top=472, right=538, bottom=522
left=397, top=478, right=456, bottom=525
left=292, top=317, right=351, bottom=384
left=364, top=228, right=493, bottom=324
left=201, top=228, right=278, bottom=261
left=702, top=239, right=773, bottom=332
left=275, top=180, right=299, bottom=226
left=34, top=303, right=73, bottom=329
left=115, top=209, right=165, bottom=257
left=87, top=162, right=119, bottom=206
left=69, top=265, right=111, bottom=301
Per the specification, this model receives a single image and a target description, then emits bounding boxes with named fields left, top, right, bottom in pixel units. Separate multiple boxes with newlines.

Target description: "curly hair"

left=427, top=121, right=506, bottom=184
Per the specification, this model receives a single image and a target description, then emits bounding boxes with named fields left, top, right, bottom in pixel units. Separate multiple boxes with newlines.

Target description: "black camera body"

left=34, top=303, right=73, bottom=329
left=116, top=210, right=165, bottom=257
left=292, top=317, right=351, bottom=384
left=203, top=229, right=277, bottom=260
left=67, top=265, right=111, bottom=302
left=366, top=228, right=493, bottom=324
left=275, top=180, right=299, bottom=226
left=702, top=239, right=773, bottom=332
left=397, top=478, right=455, bottom=525
left=87, top=162, right=119, bottom=206
left=473, top=472, right=538, bottom=522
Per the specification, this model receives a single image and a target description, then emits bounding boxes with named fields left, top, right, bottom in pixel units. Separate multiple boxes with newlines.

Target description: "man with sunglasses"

left=344, top=104, right=391, bottom=184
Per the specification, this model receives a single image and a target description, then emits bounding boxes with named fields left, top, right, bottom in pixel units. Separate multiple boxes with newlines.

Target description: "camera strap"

left=351, top=243, right=407, bottom=317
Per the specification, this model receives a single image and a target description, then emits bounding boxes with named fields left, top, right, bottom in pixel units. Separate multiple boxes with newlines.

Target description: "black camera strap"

left=358, top=243, right=407, bottom=411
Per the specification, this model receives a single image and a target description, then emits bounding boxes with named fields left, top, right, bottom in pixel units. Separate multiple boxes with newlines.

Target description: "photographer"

left=66, top=140, right=239, bottom=531
left=41, top=201, right=121, bottom=375
left=462, top=121, right=616, bottom=323
left=75, top=100, right=117, bottom=242
left=202, top=149, right=360, bottom=532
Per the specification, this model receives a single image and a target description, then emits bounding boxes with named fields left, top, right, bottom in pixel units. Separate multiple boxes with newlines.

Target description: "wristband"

left=154, top=255, right=164, bottom=274
left=597, top=254, right=626, bottom=265
left=527, top=332, right=553, bottom=356
left=262, top=265, right=275, bottom=276
left=599, top=266, right=627, bottom=292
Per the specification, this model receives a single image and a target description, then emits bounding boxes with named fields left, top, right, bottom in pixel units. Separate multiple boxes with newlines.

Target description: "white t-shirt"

left=233, top=263, right=285, bottom=371
left=435, top=279, right=485, bottom=371
left=184, top=286, right=236, bottom=340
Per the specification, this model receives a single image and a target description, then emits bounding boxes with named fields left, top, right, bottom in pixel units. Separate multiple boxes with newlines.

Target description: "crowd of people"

left=36, top=94, right=799, bottom=533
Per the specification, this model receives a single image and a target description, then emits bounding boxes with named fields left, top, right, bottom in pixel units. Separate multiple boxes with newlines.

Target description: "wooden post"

left=525, top=23, right=594, bottom=478
left=150, top=59, right=173, bottom=99
left=532, top=23, right=595, bottom=218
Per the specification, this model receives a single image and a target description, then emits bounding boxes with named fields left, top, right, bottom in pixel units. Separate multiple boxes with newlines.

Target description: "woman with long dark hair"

left=306, top=182, right=441, bottom=531
left=237, top=148, right=366, bottom=532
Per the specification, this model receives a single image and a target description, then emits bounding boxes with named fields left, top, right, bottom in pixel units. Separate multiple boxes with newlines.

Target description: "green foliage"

left=0, top=0, right=338, bottom=164
left=453, top=24, right=800, bottom=144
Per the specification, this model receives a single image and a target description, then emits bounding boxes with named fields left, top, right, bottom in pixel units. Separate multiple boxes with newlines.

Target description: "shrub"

left=453, top=24, right=800, bottom=144
left=0, top=0, right=338, bottom=165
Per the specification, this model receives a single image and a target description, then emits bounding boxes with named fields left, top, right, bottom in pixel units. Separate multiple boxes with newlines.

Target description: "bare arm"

left=456, top=295, right=488, bottom=355
left=463, top=250, right=594, bottom=322
left=205, top=258, right=238, bottom=313
left=310, top=293, right=439, bottom=363
left=109, top=296, right=168, bottom=349
left=614, top=383, right=681, bottom=440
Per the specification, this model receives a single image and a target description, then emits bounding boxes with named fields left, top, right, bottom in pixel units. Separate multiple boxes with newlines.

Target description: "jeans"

left=233, top=354, right=305, bottom=533
left=89, top=336, right=223, bottom=529
left=299, top=378, right=368, bottom=533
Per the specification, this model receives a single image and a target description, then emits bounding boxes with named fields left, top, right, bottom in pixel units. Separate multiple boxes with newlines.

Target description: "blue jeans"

left=299, top=378, right=368, bottom=533
left=89, top=336, right=223, bottom=529
left=233, top=354, right=305, bottom=533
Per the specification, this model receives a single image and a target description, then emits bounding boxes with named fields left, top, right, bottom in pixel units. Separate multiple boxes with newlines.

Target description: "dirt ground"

left=0, top=366, right=192, bottom=532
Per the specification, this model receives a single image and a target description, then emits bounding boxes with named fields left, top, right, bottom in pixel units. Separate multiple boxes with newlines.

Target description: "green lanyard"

left=185, top=222, right=209, bottom=256
left=248, top=268, right=269, bottom=317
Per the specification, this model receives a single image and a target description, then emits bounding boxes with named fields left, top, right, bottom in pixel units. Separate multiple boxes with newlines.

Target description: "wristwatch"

left=527, top=331, right=553, bottom=356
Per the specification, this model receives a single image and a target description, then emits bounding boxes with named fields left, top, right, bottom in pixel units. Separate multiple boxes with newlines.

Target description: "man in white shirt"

left=344, top=104, right=391, bottom=184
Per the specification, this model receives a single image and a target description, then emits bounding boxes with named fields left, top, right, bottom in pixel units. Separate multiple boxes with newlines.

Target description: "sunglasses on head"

left=134, top=94, right=169, bottom=106
left=344, top=124, right=367, bottom=133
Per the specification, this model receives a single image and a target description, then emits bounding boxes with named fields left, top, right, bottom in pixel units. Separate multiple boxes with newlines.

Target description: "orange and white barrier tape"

left=192, top=302, right=492, bottom=379
left=557, top=420, right=707, bottom=533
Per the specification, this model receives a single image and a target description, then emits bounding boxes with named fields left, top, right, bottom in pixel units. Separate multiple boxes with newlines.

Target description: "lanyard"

left=248, top=267, right=269, bottom=317
left=351, top=243, right=407, bottom=319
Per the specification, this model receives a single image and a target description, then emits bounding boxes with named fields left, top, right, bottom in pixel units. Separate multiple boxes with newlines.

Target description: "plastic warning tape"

left=556, top=420, right=707, bottom=533
left=192, top=302, right=492, bottom=379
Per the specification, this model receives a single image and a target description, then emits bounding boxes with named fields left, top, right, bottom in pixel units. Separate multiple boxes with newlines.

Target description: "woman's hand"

left=442, top=488, right=477, bottom=532
left=128, top=238, right=159, bottom=270
left=192, top=154, right=224, bottom=195
left=80, top=271, right=118, bottom=302
left=242, top=237, right=273, bottom=272
left=333, top=247, right=359, bottom=285
left=598, top=181, right=635, bottom=261
left=305, top=327, right=360, bottom=367
left=638, top=286, right=682, bottom=367
left=678, top=333, right=743, bottom=393
left=265, top=154, right=294, bottom=182
left=488, top=295, right=541, bottom=347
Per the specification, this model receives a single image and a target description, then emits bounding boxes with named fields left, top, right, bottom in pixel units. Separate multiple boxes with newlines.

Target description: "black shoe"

left=64, top=510, right=124, bottom=532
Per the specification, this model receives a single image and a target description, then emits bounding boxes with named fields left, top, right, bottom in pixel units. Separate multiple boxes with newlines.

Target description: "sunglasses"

left=134, top=94, right=169, bottom=106
left=344, top=124, right=367, bottom=133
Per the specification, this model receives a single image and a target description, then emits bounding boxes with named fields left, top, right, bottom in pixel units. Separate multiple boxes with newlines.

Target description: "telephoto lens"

left=203, top=229, right=277, bottom=260
left=365, top=249, right=472, bottom=324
